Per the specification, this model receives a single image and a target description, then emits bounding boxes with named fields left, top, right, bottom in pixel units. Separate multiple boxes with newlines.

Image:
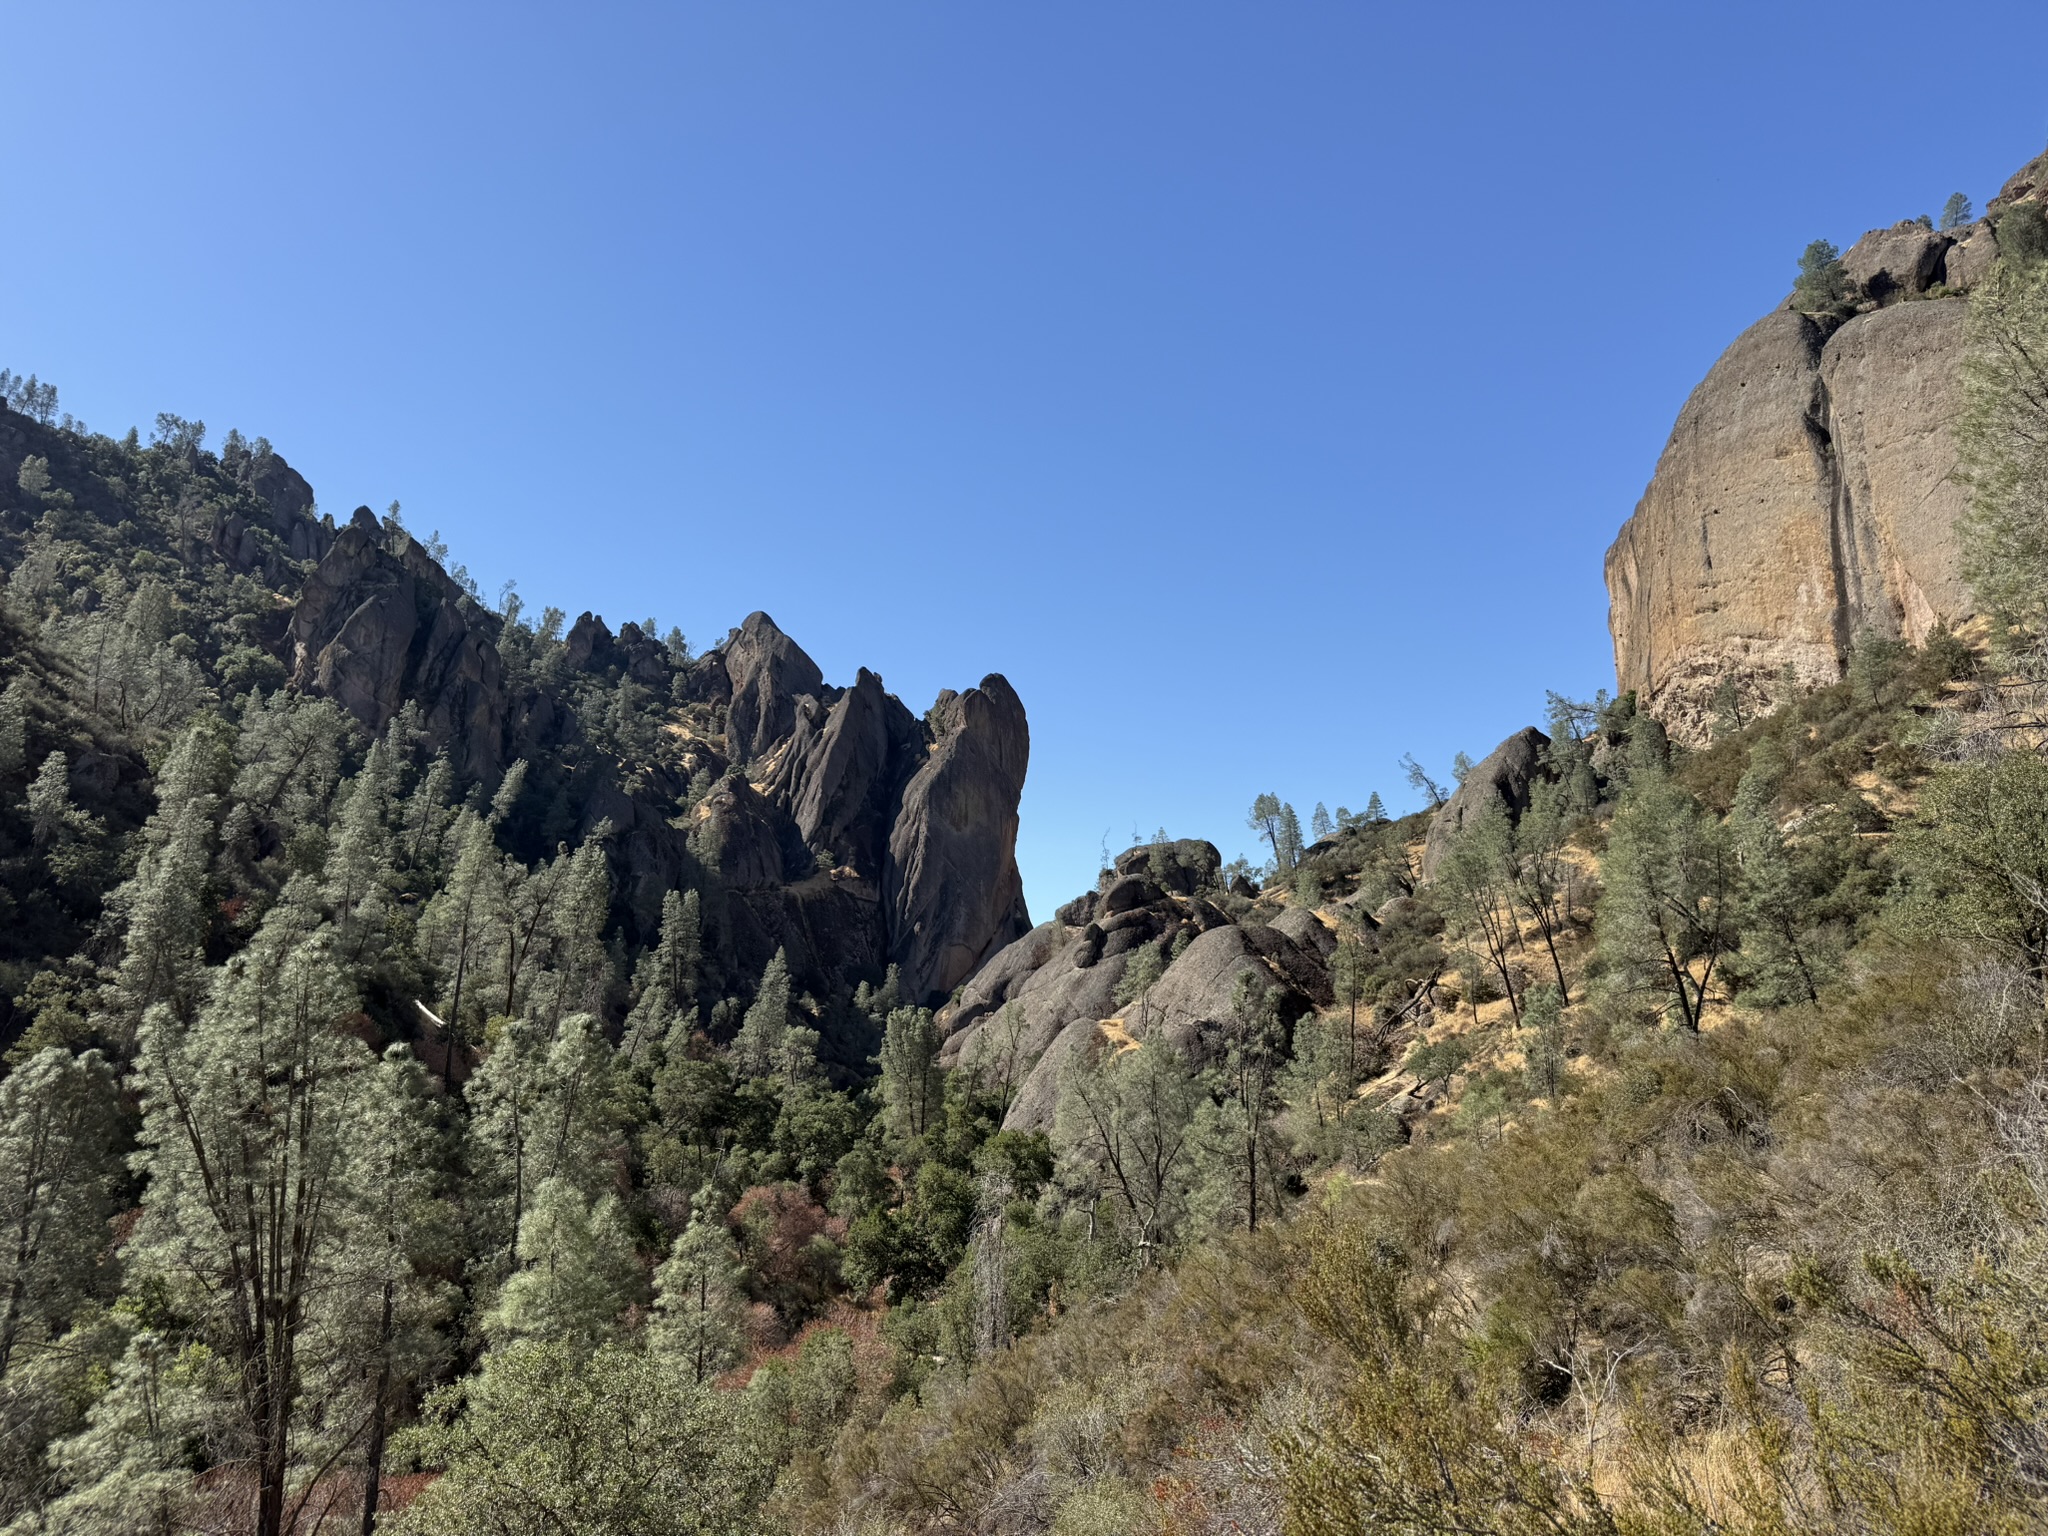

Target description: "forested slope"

left=6, top=143, right=2048, bottom=1536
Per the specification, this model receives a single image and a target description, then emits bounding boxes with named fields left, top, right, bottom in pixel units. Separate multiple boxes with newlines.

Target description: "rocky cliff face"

left=277, top=512, right=1030, bottom=1017
left=287, top=510, right=511, bottom=781
left=1606, top=150, right=2048, bottom=741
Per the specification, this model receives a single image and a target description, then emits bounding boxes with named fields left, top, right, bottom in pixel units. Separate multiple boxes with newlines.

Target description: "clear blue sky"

left=7, top=3, right=2046, bottom=917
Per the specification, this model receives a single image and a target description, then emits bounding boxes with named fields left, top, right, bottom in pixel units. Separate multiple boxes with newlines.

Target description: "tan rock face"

left=1605, top=297, right=1970, bottom=742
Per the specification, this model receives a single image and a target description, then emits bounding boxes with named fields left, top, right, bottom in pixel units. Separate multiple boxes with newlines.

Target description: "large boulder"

left=939, top=920, right=1139, bottom=1132
left=1127, top=924, right=1317, bottom=1064
left=722, top=611, right=827, bottom=766
left=1605, top=298, right=1973, bottom=744
left=286, top=519, right=508, bottom=780
left=885, top=674, right=1032, bottom=1005
left=1841, top=221, right=1951, bottom=304
left=1944, top=225, right=2001, bottom=291
left=1421, top=726, right=1551, bottom=879
left=1112, top=838, right=1222, bottom=896
left=1270, top=905, right=1335, bottom=958
left=1991, top=149, right=2048, bottom=214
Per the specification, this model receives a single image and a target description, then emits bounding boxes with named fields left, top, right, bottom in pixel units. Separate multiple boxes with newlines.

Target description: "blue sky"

left=6, top=3, right=2046, bottom=917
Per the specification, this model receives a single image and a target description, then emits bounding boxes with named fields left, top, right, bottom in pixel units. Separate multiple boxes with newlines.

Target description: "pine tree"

left=31, top=1324, right=225, bottom=1536
left=1053, top=1037, right=1199, bottom=1266
left=1596, top=742, right=1736, bottom=1030
left=1401, top=753, right=1448, bottom=810
left=401, top=753, right=456, bottom=868
left=128, top=887, right=376, bottom=1536
left=1311, top=802, right=1334, bottom=842
left=1364, top=791, right=1386, bottom=823
left=0, top=1049, right=121, bottom=1381
left=324, top=738, right=397, bottom=965
left=1210, top=971, right=1288, bottom=1233
left=651, top=1211, right=748, bottom=1383
left=484, top=1177, right=637, bottom=1355
left=107, top=721, right=229, bottom=1041
left=230, top=690, right=349, bottom=834
left=488, top=757, right=529, bottom=826
left=1727, top=739, right=1824, bottom=1006
left=489, top=842, right=570, bottom=1022
left=879, top=1005, right=943, bottom=1142
left=466, top=1014, right=632, bottom=1270
left=0, top=680, right=25, bottom=779
left=1941, top=192, right=1974, bottom=232
left=1247, top=793, right=1287, bottom=872
left=1543, top=692, right=1602, bottom=817
left=417, top=810, right=504, bottom=1074
left=1435, top=797, right=1523, bottom=1021
left=398, top=1340, right=773, bottom=1536
left=965, top=1001, right=1030, bottom=1120
left=1276, top=802, right=1304, bottom=873
left=1113, top=943, right=1166, bottom=1036
left=345, top=1045, right=454, bottom=1536
left=530, top=833, right=613, bottom=1027
left=27, top=752, right=77, bottom=849
left=733, top=948, right=793, bottom=1078
left=1512, top=776, right=1576, bottom=1000
left=624, top=888, right=702, bottom=1061
left=1792, top=238, right=1854, bottom=316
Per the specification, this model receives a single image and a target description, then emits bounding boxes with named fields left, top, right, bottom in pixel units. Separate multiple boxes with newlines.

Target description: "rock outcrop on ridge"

left=938, top=839, right=1334, bottom=1132
left=165, top=457, right=1039, bottom=1032
left=287, top=512, right=511, bottom=781
left=1605, top=148, right=2048, bottom=742
left=1419, top=726, right=1551, bottom=880
left=280, top=510, right=1034, bottom=1014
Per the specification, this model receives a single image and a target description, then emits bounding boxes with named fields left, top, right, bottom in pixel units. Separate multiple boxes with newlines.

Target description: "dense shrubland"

left=5, top=229, right=2048, bottom=1536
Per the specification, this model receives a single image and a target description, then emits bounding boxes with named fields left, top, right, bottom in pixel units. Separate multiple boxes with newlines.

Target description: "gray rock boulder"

left=613, top=622, right=674, bottom=687
left=1944, top=224, right=2001, bottom=291
left=1817, top=298, right=1973, bottom=646
left=1129, top=924, right=1317, bottom=1065
left=563, top=611, right=617, bottom=672
left=1841, top=221, right=1951, bottom=304
left=885, top=674, right=1032, bottom=1005
left=1112, top=839, right=1222, bottom=896
left=1270, top=905, right=1335, bottom=958
left=1606, top=310, right=1845, bottom=741
left=694, top=774, right=813, bottom=891
left=1421, top=727, right=1551, bottom=880
left=1991, top=149, right=2048, bottom=214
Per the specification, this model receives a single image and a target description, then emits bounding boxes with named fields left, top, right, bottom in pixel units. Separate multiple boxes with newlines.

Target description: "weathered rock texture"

left=277, top=510, right=1029, bottom=1014
left=1605, top=154, right=2048, bottom=742
left=287, top=515, right=509, bottom=779
left=936, top=838, right=1341, bottom=1133
left=718, top=622, right=1034, bottom=1007
left=885, top=675, right=1032, bottom=1004
left=1420, top=727, right=1551, bottom=879
left=1606, top=300, right=1969, bottom=742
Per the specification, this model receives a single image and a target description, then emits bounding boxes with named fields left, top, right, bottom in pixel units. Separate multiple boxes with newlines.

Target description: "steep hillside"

left=7, top=135, right=2048, bottom=1536
left=0, top=397, right=1029, bottom=1057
